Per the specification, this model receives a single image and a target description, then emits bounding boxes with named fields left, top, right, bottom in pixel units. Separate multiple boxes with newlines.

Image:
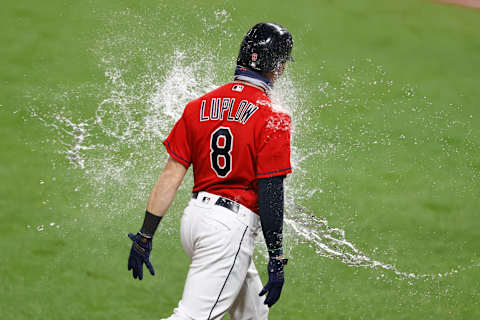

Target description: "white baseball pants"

left=161, top=191, right=269, bottom=320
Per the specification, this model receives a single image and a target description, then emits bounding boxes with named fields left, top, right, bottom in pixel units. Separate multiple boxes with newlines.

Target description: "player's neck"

left=233, top=66, right=272, bottom=93
left=233, top=80, right=267, bottom=93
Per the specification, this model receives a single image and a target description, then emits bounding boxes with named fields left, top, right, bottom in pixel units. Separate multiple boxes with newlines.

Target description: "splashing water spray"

left=27, top=8, right=478, bottom=283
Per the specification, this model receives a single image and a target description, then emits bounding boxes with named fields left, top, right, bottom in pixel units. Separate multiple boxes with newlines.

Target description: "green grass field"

left=1, top=0, right=479, bottom=319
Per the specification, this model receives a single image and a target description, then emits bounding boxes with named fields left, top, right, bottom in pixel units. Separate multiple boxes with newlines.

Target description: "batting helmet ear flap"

left=237, top=22, right=294, bottom=73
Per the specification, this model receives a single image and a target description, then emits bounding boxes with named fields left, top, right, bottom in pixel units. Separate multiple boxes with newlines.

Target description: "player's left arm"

left=127, top=156, right=188, bottom=280
left=146, top=156, right=188, bottom=218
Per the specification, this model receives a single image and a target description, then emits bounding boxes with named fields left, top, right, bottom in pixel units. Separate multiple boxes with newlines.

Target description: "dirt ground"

left=437, top=0, right=480, bottom=8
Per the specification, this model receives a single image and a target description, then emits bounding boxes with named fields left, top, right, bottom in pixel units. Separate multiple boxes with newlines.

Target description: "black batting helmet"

left=237, top=22, right=294, bottom=73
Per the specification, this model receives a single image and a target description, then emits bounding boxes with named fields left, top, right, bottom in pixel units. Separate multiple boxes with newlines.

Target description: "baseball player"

left=127, top=22, right=294, bottom=319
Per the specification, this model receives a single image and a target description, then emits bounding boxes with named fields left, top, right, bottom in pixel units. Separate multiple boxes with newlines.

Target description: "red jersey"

left=163, top=82, right=292, bottom=213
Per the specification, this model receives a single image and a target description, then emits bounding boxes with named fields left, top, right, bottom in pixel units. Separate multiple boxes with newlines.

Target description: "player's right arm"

left=258, top=175, right=288, bottom=308
left=255, top=111, right=292, bottom=307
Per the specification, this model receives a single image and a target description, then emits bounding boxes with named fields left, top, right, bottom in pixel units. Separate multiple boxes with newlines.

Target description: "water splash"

left=26, top=8, right=479, bottom=282
left=285, top=204, right=472, bottom=281
left=32, top=111, right=94, bottom=169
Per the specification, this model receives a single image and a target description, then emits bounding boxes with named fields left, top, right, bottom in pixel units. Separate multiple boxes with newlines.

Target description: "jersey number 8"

left=210, top=127, right=233, bottom=178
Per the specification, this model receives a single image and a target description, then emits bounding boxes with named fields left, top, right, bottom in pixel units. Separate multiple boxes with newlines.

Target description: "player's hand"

left=127, top=233, right=155, bottom=280
left=259, top=257, right=288, bottom=307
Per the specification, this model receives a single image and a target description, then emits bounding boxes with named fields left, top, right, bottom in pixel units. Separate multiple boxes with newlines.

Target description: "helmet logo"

left=251, top=53, right=258, bottom=62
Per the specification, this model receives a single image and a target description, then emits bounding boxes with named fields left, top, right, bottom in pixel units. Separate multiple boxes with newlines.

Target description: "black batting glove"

left=259, top=257, right=288, bottom=307
left=127, top=233, right=155, bottom=280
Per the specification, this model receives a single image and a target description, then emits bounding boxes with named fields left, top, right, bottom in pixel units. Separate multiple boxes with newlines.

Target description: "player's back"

left=164, top=82, right=291, bottom=213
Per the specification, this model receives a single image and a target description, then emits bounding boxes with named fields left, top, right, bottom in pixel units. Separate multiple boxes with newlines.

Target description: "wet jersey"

left=163, top=82, right=292, bottom=213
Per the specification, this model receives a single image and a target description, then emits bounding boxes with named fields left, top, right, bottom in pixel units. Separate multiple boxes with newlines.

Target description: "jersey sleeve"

left=163, top=112, right=191, bottom=168
left=255, top=112, right=292, bottom=178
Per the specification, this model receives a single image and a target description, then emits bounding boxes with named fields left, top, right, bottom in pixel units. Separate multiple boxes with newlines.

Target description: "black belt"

left=192, top=192, right=240, bottom=214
